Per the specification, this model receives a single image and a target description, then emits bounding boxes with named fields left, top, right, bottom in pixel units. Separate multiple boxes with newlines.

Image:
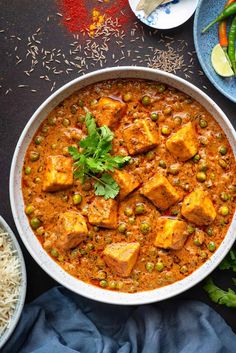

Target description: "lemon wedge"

left=211, top=44, right=234, bottom=77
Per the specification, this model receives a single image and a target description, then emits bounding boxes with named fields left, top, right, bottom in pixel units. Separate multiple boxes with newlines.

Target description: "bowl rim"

left=193, top=0, right=236, bottom=103
left=0, top=215, right=27, bottom=349
left=10, top=66, right=236, bottom=305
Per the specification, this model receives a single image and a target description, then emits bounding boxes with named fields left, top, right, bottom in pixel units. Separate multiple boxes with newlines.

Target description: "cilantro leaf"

left=68, top=112, right=131, bottom=199
left=203, top=278, right=236, bottom=308
left=94, top=174, right=119, bottom=200
left=219, top=250, right=236, bottom=272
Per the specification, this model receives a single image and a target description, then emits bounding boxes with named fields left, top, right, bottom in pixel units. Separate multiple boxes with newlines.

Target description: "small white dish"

left=128, top=0, right=199, bottom=29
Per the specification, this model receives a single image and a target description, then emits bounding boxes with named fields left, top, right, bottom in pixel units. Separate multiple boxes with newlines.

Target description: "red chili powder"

left=58, top=0, right=133, bottom=33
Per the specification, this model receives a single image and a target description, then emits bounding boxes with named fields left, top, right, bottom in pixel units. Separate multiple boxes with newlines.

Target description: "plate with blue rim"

left=194, top=0, right=236, bottom=103
left=128, top=0, right=198, bottom=29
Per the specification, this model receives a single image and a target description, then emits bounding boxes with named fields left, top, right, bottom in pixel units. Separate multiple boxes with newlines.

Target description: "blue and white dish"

left=194, top=0, right=236, bottom=103
left=128, top=0, right=199, bottom=29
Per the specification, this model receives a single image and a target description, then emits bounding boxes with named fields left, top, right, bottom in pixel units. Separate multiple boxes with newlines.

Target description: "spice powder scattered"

left=59, top=0, right=133, bottom=34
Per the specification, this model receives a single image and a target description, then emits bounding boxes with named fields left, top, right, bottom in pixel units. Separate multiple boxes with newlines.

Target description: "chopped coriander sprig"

left=204, top=250, right=236, bottom=308
left=68, top=112, right=130, bottom=200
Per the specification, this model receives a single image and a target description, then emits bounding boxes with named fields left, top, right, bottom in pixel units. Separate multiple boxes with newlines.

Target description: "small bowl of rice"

left=0, top=215, right=26, bottom=349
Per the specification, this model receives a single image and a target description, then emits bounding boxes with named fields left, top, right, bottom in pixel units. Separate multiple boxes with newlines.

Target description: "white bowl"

left=0, top=216, right=26, bottom=349
left=10, top=67, right=236, bottom=305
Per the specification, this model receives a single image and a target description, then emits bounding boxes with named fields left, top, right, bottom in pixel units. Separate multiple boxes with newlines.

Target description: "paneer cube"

left=140, top=174, right=180, bottom=211
left=154, top=218, right=188, bottom=250
left=94, top=97, right=127, bottom=127
left=113, top=169, right=140, bottom=200
left=88, top=198, right=118, bottom=229
left=181, top=189, right=216, bottom=226
left=103, top=242, right=140, bottom=277
left=166, top=122, right=198, bottom=161
left=56, top=211, right=88, bottom=250
left=43, top=155, right=73, bottom=192
left=123, top=119, right=159, bottom=155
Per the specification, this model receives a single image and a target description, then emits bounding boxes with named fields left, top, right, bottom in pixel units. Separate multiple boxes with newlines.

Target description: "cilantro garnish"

left=203, top=250, right=236, bottom=308
left=68, top=112, right=130, bottom=200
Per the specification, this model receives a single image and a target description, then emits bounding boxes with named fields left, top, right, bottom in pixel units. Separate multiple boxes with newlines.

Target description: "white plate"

left=128, top=0, right=199, bottom=29
left=10, top=67, right=236, bottom=306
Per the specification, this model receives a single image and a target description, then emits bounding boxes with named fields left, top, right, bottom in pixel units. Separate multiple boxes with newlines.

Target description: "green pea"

left=25, top=166, right=31, bottom=175
left=140, top=222, right=150, bottom=234
left=135, top=203, right=145, bottom=215
left=82, top=181, right=92, bottom=191
left=62, top=118, right=70, bottom=127
left=159, top=160, right=167, bottom=169
left=199, top=119, right=208, bottom=128
left=30, top=217, right=41, bottom=230
left=220, top=192, right=229, bottom=202
left=70, top=104, right=78, bottom=114
left=128, top=217, right=136, bottom=225
left=219, top=146, right=227, bottom=156
left=108, top=281, right=117, bottom=289
left=124, top=207, right=133, bottom=217
left=48, top=116, right=57, bottom=126
left=29, top=151, right=40, bottom=162
left=97, top=271, right=106, bottom=280
left=146, top=151, right=155, bottom=160
left=161, top=126, right=171, bottom=136
left=25, top=204, right=34, bottom=215
left=196, top=172, right=206, bottom=182
left=198, top=163, right=208, bottom=172
left=156, top=84, right=166, bottom=93
left=219, top=206, right=229, bottom=216
left=180, top=265, right=188, bottom=274
left=90, top=99, right=98, bottom=106
left=79, top=249, right=87, bottom=256
left=173, top=116, right=182, bottom=126
left=86, top=243, right=94, bottom=251
left=208, top=241, right=216, bottom=252
left=78, top=99, right=84, bottom=107
left=141, top=95, right=151, bottom=106
left=51, top=248, right=59, bottom=257
left=163, top=106, right=172, bottom=115
left=150, top=112, right=158, bottom=121
left=123, top=92, right=132, bottom=102
left=199, top=250, right=208, bottom=260
left=35, top=135, right=44, bottom=145
left=100, top=280, right=108, bottom=288
left=62, top=146, right=70, bottom=156
left=187, top=225, right=195, bottom=235
left=193, top=154, right=201, bottom=163
left=93, top=226, right=99, bottom=232
left=77, top=115, right=85, bottom=124
left=193, top=237, right=201, bottom=246
left=51, top=144, right=57, bottom=150
left=41, top=125, right=49, bottom=134
left=145, top=262, right=154, bottom=272
left=169, top=164, right=179, bottom=175
left=155, top=262, right=164, bottom=272
left=206, top=227, right=213, bottom=236
left=218, top=159, right=228, bottom=169
left=36, top=226, right=45, bottom=236
left=73, top=193, right=82, bottom=205
left=118, top=223, right=127, bottom=234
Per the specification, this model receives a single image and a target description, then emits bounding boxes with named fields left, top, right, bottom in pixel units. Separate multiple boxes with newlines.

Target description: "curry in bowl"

left=22, top=79, right=236, bottom=293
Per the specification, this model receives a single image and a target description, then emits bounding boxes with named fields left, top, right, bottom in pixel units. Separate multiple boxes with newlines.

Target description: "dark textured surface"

left=0, top=0, right=236, bottom=332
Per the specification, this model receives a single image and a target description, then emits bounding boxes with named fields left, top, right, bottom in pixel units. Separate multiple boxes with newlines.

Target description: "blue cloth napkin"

left=3, top=286, right=236, bottom=353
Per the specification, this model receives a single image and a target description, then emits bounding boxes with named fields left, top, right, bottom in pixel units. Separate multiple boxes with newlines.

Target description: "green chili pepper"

left=202, top=3, right=236, bottom=33
left=228, top=15, right=236, bottom=75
